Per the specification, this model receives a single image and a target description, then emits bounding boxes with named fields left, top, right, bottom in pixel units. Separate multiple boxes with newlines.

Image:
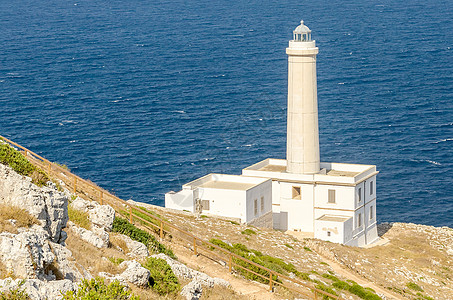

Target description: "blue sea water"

left=0, top=0, right=452, bottom=227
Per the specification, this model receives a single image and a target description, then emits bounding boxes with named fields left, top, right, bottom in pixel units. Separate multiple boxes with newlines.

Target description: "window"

left=201, top=200, right=210, bottom=211
left=358, top=187, right=362, bottom=203
left=327, top=231, right=331, bottom=237
left=370, top=181, right=374, bottom=195
left=254, top=199, right=258, bottom=216
left=328, top=189, right=336, bottom=203
left=260, top=196, right=264, bottom=212
left=358, top=213, right=362, bottom=228
left=292, top=186, right=301, bottom=200
left=370, top=206, right=374, bottom=220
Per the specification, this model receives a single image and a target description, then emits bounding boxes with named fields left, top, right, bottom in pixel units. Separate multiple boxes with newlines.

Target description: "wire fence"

left=0, top=135, right=342, bottom=300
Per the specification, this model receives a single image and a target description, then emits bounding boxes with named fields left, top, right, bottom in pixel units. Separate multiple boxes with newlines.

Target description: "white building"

left=165, top=21, right=379, bottom=246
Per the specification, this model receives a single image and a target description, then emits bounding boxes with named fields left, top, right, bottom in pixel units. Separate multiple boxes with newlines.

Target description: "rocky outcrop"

left=152, top=253, right=230, bottom=288
left=99, top=260, right=150, bottom=287
left=0, top=164, right=68, bottom=244
left=68, top=198, right=115, bottom=249
left=67, top=221, right=109, bottom=249
left=0, top=278, right=77, bottom=300
left=181, top=280, right=202, bottom=300
left=116, top=234, right=149, bottom=258
left=0, top=226, right=86, bottom=281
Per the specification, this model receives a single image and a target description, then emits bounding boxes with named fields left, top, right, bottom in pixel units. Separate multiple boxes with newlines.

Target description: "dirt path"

left=315, top=253, right=402, bottom=300
left=170, top=241, right=310, bottom=300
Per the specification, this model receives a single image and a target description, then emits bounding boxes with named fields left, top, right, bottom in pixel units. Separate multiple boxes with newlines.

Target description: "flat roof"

left=198, top=180, right=256, bottom=191
left=317, top=215, right=351, bottom=222
left=258, top=164, right=287, bottom=172
left=326, top=169, right=360, bottom=177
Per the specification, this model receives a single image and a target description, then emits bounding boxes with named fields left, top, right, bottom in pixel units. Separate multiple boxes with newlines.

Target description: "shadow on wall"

left=274, top=212, right=288, bottom=231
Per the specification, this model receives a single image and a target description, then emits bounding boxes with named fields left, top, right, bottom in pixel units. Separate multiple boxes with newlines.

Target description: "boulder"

left=118, top=260, right=150, bottom=287
left=0, top=164, right=68, bottom=244
left=181, top=280, right=203, bottom=300
left=0, top=227, right=55, bottom=279
left=100, top=260, right=150, bottom=287
left=116, top=234, right=149, bottom=258
left=68, top=221, right=109, bottom=248
left=0, top=278, right=77, bottom=300
left=89, top=205, right=115, bottom=232
left=152, top=253, right=230, bottom=288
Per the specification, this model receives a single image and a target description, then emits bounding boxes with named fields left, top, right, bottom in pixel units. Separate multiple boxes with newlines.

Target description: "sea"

left=1, top=0, right=452, bottom=227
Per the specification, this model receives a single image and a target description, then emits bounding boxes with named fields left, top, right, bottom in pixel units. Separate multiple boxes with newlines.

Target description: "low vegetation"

left=209, top=238, right=305, bottom=284
left=67, top=205, right=91, bottom=230
left=62, top=277, right=138, bottom=300
left=142, top=257, right=179, bottom=295
left=0, top=143, right=49, bottom=186
left=0, top=204, right=40, bottom=233
left=0, top=280, right=30, bottom=300
left=321, top=273, right=381, bottom=300
left=240, top=229, right=256, bottom=236
left=112, top=217, right=176, bottom=259
left=407, top=281, right=424, bottom=292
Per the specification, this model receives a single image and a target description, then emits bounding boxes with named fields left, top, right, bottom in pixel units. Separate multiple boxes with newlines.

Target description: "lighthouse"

left=166, top=21, right=379, bottom=247
left=286, top=20, right=320, bottom=174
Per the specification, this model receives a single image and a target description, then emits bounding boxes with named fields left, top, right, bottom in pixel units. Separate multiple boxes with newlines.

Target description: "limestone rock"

left=0, top=227, right=55, bottom=279
left=117, top=234, right=149, bottom=258
left=70, top=197, right=97, bottom=212
left=89, top=205, right=115, bottom=232
left=0, top=164, right=68, bottom=243
left=118, top=260, right=150, bottom=287
left=100, top=260, right=150, bottom=287
left=68, top=221, right=109, bottom=248
left=152, top=253, right=230, bottom=288
left=0, top=278, right=77, bottom=300
left=181, top=280, right=203, bottom=300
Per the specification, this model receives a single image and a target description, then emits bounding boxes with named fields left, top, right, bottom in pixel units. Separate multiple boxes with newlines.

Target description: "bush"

left=315, top=283, right=338, bottom=300
left=112, top=217, right=175, bottom=259
left=241, top=229, right=256, bottom=235
left=62, top=277, right=138, bottom=299
left=142, top=257, right=179, bottom=295
left=0, top=281, right=30, bottom=300
left=407, top=282, right=423, bottom=292
left=0, top=143, right=49, bottom=186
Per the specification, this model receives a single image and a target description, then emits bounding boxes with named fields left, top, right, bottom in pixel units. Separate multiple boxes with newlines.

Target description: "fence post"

left=48, top=162, right=51, bottom=175
left=129, top=206, right=133, bottom=223
left=193, top=237, right=197, bottom=256
left=229, top=254, right=232, bottom=273
left=269, top=271, right=273, bottom=292
left=73, top=176, right=77, bottom=194
left=99, top=190, right=103, bottom=205
left=314, top=291, right=318, bottom=300
left=160, top=221, right=163, bottom=240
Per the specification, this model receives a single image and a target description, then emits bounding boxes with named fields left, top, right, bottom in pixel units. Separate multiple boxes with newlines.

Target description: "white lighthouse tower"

left=286, top=20, right=320, bottom=174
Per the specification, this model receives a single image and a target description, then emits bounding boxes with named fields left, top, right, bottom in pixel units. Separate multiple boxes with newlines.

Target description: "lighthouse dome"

left=293, top=20, right=312, bottom=42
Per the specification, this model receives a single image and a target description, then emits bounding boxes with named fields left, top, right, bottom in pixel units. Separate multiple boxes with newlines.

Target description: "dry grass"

left=67, top=205, right=91, bottom=230
left=65, top=229, right=128, bottom=276
left=109, top=233, right=129, bottom=254
left=0, top=204, right=40, bottom=233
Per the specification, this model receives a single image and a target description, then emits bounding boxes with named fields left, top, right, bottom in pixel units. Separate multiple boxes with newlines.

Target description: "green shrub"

left=315, top=283, right=338, bottom=300
left=322, top=273, right=340, bottom=282
left=407, top=282, right=423, bottom=292
left=0, top=281, right=30, bottom=300
left=241, top=229, right=256, bottom=235
left=112, top=217, right=175, bottom=259
left=108, top=257, right=125, bottom=265
left=332, top=280, right=350, bottom=290
left=142, top=257, right=179, bottom=295
left=304, top=246, right=312, bottom=252
left=284, top=243, right=294, bottom=249
left=0, top=143, right=49, bottom=186
left=62, top=277, right=138, bottom=299
left=348, top=284, right=381, bottom=300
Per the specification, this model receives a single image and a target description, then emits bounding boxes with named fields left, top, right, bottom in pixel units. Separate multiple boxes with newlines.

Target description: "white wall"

left=198, top=188, right=246, bottom=222
left=279, top=182, right=315, bottom=231
left=314, top=184, right=356, bottom=210
left=245, top=180, right=272, bottom=223
left=314, top=217, right=353, bottom=244
left=165, top=190, right=195, bottom=212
